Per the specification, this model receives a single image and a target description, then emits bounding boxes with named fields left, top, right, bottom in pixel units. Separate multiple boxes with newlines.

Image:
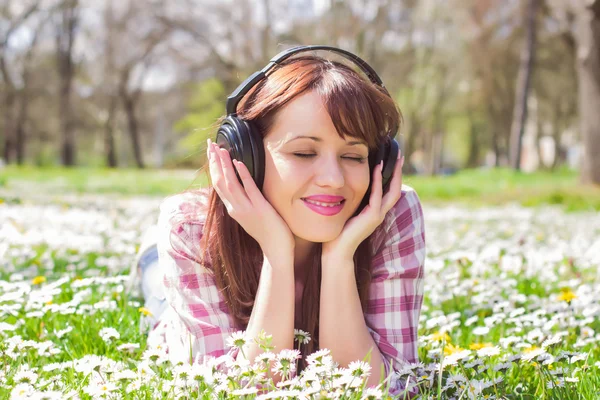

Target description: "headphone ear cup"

left=355, top=137, right=400, bottom=216
left=215, top=115, right=265, bottom=191
left=381, top=138, right=399, bottom=191
left=367, top=137, right=399, bottom=190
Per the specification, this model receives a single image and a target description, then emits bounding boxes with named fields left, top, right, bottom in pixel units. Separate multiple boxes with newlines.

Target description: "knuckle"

left=224, top=180, right=235, bottom=191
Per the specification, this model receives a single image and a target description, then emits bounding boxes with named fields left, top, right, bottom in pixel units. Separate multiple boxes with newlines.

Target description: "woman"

left=135, top=46, right=426, bottom=395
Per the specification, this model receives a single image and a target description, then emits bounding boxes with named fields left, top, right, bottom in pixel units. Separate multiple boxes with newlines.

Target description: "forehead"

left=265, top=91, right=365, bottom=145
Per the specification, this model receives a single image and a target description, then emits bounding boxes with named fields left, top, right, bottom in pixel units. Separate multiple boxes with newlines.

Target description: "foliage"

left=174, top=79, right=226, bottom=158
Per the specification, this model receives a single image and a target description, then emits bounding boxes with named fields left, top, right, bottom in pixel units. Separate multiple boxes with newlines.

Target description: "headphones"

left=214, top=45, right=400, bottom=205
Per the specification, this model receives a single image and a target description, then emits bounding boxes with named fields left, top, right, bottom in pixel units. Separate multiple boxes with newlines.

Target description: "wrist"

left=321, top=251, right=354, bottom=266
left=262, top=247, right=295, bottom=268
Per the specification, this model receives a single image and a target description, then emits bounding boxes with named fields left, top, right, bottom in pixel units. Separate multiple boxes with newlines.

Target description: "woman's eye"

left=293, top=153, right=366, bottom=163
left=293, top=153, right=316, bottom=159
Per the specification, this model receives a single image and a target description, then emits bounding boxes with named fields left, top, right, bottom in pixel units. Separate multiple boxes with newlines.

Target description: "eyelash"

left=293, top=153, right=366, bottom=163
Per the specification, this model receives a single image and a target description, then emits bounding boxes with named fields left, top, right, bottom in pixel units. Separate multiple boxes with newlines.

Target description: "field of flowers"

left=1, top=193, right=599, bottom=399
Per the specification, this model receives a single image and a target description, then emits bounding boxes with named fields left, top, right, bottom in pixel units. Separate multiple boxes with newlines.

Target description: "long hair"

left=192, top=54, right=402, bottom=372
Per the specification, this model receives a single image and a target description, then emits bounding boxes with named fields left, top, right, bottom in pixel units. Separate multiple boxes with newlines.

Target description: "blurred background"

left=0, top=0, right=599, bottom=209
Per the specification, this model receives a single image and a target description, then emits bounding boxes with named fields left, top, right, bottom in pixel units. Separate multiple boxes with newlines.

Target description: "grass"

left=1, top=195, right=599, bottom=398
left=2, top=165, right=600, bottom=211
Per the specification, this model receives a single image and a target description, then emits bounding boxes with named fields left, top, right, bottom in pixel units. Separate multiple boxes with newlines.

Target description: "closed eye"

left=293, top=153, right=366, bottom=163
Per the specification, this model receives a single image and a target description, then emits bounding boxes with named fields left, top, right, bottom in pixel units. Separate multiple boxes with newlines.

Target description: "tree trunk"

left=551, top=102, right=562, bottom=170
left=2, top=92, right=15, bottom=163
left=122, top=93, right=144, bottom=169
left=15, top=92, right=29, bottom=165
left=466, top=112, right=480, bottom=168
left=430, top=80, right=448, bottom=175
left=509, top=0, right=538, bottom=171
left=104, top=95, right=118, bottom=168
left=403, top=112, right=420, bottom=174
left=576, top=1, right=600, bottom=184
left=56, top=0, right=79, bottom=166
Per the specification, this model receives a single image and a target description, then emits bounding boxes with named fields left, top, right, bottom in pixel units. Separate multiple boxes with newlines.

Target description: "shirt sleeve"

left=365, top=187, right=426, bottom=395
left=156, top=193, right=240, bottom=364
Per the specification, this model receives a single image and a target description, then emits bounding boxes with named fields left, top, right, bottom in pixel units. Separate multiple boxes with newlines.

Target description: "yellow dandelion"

left=431, top=331, right=451, bottom=342
left=469, top=342, right=492, bottom=350
left=444, top=343, right=465, bottom=356
left=524, top=345, right=540, bottom=353
left=32, top=276, right=46, bottom=285
left=139, top=307, right=153, bottom=317
left=557, top=289, right=577, bottom=303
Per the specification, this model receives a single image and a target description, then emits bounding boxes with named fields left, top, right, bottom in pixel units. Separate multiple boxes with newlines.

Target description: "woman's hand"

left=322, top=153, right=405, bottom=263
left=207, top=139, right=295, bottom=261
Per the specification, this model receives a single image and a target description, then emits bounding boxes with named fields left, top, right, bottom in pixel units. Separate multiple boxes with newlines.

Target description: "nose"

left=314, top=154, right=345, bottom=189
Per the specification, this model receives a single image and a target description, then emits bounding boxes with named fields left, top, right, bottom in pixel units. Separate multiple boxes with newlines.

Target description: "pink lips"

left=301, top=195, right=346, bottom=216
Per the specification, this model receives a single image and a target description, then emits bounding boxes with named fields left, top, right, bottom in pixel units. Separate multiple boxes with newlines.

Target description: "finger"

left=208, top=141, right=224, bottom=187
left=232, top=159, right=266, bottom=207
left=208, top=143, right=238, bottom=215
left=382, top=153, right=404, bottom=212
left=217, top=146, right=250, bottom=204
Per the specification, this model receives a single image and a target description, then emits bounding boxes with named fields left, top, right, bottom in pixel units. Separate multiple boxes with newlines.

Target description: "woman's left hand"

left=322, top=153, right=405, bottom=263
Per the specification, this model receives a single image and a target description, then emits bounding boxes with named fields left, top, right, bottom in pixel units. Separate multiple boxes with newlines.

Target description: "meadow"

left=1, top=167, right=600, bottom=399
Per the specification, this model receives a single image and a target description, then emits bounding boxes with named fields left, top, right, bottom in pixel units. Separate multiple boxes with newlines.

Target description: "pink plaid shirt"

left=148, top=185, right=425, bottom=395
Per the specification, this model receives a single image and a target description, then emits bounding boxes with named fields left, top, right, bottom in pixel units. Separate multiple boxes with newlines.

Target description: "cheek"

left=262, top=155, right=298, bottom=204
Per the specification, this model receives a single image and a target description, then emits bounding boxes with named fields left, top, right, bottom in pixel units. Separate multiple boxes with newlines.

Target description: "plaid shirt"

left=148, top=185, right=425, bottom=395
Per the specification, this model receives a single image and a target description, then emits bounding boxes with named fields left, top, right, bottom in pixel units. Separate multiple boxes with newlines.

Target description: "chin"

left=294, top=228, right=343, bottom=244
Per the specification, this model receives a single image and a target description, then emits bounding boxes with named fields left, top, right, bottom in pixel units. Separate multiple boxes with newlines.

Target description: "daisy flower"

left=99, top=327, right=120, bottom=342
left=294, top=329, right=311, bottom=344
left=226, top=330, right=248, bottom=349
left=348, top=360, right=372, bottom=380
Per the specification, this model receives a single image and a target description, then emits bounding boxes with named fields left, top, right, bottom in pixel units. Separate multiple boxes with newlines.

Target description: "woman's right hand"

left=207, top=139, right=295, bottom=261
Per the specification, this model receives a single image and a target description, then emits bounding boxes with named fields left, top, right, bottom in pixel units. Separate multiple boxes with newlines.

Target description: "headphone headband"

left=225, top=45, right=388, bottom=115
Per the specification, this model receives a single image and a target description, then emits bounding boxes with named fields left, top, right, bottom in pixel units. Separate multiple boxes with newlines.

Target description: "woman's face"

left=261, top=90, right=371, bottom=244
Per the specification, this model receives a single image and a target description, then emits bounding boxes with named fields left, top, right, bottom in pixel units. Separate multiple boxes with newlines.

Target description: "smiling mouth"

left=301, top=198, right=346, bottom=216
left=301, top=198, right=345, bottom=207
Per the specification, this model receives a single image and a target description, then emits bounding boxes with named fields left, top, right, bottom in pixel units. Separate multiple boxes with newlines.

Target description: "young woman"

left=135, top=46, right=426, bottom=395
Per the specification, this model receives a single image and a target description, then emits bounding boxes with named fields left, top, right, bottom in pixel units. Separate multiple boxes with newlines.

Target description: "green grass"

left=2, top=165, right=600, bottom=211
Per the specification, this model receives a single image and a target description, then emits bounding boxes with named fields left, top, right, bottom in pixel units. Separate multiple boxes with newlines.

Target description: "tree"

left=0, top=1, right=39, bottom=164
left=55, top=0, right=79, bottom=166
left=509, top=0, right=539, bottom=171
left=574, top=0, right=600, bottom=184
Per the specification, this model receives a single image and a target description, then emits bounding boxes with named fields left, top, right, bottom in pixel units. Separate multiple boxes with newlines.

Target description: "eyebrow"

left=285, top=135, right=368, bottom=147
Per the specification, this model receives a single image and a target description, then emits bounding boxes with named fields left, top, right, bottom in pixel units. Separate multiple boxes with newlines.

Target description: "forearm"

left=237, top=253, right=295, bottom=382
left=319, top=255, right=384, bottom=388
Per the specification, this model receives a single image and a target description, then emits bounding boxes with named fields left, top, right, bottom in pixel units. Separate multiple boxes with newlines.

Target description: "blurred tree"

left=54, top=0, right=79, bottom=166
left=548, top=0, right=600, bottom=183
left=0, top=1, right=39, bottom=164
left=509, top=0, right=539, bottom=171
left=174, top=78, right=225, bottom=160
left=109, top=0, right=171, bottom=169
left=533, top=2, right=577, bottom=170
left=574, top=0, right=600, bottom=184
left=102, top=0, right=118, bottom=168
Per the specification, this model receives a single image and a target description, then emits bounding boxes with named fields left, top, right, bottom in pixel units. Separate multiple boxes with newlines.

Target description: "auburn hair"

left=192, top=54, right=402, bottom=372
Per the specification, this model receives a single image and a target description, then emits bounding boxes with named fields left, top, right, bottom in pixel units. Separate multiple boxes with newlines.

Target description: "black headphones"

left=215, top=45, right=400, bottom=203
